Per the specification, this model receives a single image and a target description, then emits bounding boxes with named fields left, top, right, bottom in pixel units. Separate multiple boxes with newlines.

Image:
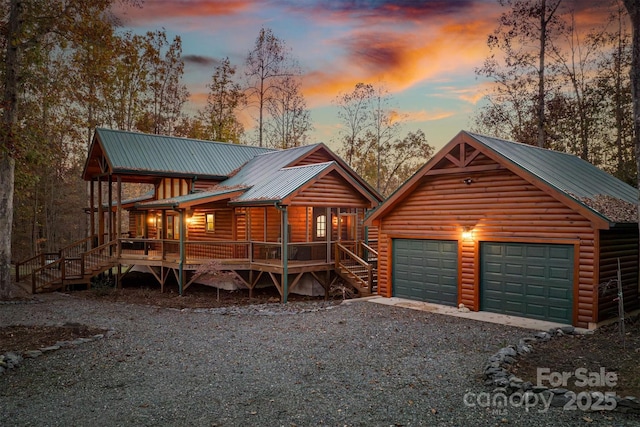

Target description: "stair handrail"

left=30, top=256, right=65, bottom=294
left=15, top=235, right=98, bottom=283
left=59, top=235, right=96, bottom=259
left=335, top=243, right=372, bottom=291
left=81, top=239, right=118, bottom=277
left=360, top=241, right=378, bottom=262
left=15, top=252, right=58, bottom=283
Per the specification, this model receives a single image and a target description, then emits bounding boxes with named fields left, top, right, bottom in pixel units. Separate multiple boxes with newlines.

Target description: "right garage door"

left=480, top=242, right=574, bottom=324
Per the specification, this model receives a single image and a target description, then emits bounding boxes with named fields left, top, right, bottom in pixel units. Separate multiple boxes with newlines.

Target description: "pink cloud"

left=113, top=0, right=252, bottom=25
left=302, top=11, right=497, bottom=105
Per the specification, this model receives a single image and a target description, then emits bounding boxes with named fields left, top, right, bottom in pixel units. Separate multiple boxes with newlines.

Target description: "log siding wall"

left=292, top=172, right=371, bottom=208
left=598, top=226, right=640, bottom=321
left=377, top=168, right=598, bottom=327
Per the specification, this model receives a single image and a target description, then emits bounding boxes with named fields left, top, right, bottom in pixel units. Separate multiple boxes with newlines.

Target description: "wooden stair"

left=335, top=242, right=378, bottom=296
left=15, top=237, right=119, bottom=294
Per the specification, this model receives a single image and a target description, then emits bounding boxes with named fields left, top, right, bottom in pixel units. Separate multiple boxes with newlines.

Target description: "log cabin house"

left=366, top=131, right=639, bottom=328
left=17, top=128, right=383, bottom=300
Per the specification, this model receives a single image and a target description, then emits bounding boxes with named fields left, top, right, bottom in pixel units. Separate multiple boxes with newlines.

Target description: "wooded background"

left=2, top=0, right=637, bottom=263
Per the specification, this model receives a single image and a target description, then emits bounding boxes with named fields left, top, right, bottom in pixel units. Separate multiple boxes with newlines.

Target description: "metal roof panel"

left=233, top=162, right=334, bottom=203
left=96, top=128, right=274, bottom=178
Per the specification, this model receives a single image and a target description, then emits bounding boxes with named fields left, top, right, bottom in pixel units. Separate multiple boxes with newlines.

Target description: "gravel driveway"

left=1, top=294, right=638, bottom=426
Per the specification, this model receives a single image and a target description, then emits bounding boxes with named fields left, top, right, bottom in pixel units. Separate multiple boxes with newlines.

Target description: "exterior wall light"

left=462, top=226, right=474, bottom=241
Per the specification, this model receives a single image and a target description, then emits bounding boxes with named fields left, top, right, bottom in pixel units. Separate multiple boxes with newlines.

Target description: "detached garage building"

left=366, top=131, right=639, bottom=328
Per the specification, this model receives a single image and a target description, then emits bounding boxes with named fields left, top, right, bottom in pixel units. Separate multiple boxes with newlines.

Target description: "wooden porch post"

left=116, top=176, right=122, bottom=255
left=90, top=179, right=95, bottom=243
left=279, top=205, right=289, bottom=303
left=178, top=209, right=185, bottom=296
left=97, top=175, right=104, bottom=245
left=326, top=207, right=331, bottom=263
left=108, top=174, right=113, bottom=241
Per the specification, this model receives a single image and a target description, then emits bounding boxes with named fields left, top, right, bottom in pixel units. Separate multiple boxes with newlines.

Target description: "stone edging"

left=484, top=326, right=640, bottom=414
left=0, top=327, right=115, bottom=375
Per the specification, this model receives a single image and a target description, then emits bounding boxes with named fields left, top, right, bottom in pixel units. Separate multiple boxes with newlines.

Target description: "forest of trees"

left=0, top=0, right=639, bottom=298
left=474, top=0, right=636, bottom=184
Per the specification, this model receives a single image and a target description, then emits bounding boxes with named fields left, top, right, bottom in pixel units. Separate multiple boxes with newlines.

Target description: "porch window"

left=316, top=214, right=326, bottom=238
left=206, top=213, right=215, bottom=233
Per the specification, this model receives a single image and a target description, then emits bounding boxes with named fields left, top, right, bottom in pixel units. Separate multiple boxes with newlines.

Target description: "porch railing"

left=117, top=238, right=375, bottom=269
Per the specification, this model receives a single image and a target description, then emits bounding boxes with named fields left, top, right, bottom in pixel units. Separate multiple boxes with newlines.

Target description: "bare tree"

left=334, top=82, right=375, bottom=166
left=265, top=74, right=312, bottom=149
left=245, top=27, right=291, bottom=147
left=477, top=0, right=565, bottom=148
left=142, top=30, right=189, bottom=136
left=334, top=82, right=433, bottom=196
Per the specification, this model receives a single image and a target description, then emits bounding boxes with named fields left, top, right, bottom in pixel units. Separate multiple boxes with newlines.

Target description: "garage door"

left=481, top=242, right=573, bottom=324
left=393, top=239, right=458, bottom=306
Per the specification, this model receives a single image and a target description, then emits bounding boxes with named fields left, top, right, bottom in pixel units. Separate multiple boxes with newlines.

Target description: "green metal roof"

left=469, top=132, right=637, bottom=203
left=233, top=162, right=335, bottom=204
left=135, top=186, right=247, bottom=208
left=94, top=128, right=273, bottom=179
left=467, top=132, right=638, bottom=223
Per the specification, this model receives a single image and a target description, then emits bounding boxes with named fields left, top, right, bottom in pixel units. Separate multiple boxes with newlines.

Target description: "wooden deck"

left=16, top=237, right=377, bottom=300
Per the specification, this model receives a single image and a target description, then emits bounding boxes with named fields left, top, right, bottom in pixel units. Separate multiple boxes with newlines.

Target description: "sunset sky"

left=114, top=0, right=610, bottom=151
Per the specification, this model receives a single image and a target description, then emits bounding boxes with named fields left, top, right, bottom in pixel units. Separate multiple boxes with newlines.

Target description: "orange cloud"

left=114, top=0, right=252, bottom=25
left=402, top=109, right=456, bottom=123
left=435, top=83, right=494, bottom=105
left=302, top=8, right=497, bottom=107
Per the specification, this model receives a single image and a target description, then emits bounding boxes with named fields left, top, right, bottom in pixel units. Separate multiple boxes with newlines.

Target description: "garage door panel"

left=549, top=246, right=572, bottom=259
left=505, top=264, right=524, bottom=276
left=526, top=284, right=546, bottom=297
left=549, top=267, right=571, bottom=280
left=393, top=239, right=458, bottom=306
left=481, top=242, right=573, bottom=324
left=506, top=245, right=524, bottom=257
left=525, top=265, right=546, bottom=278
left=504, top=282, right=524, bottom=294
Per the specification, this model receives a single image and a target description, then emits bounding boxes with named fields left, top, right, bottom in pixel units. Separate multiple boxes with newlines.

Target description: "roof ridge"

left=96, top=127, right=275, bottom=151
left=251, top=143, right=321, bottom=158
left=281, top=160, right=335, bottom=170
left=466, top=130, right=578, bottom=158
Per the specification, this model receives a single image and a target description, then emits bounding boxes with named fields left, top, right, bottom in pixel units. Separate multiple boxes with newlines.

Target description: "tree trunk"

left=0, top=0, right=22, bottom=299
left=0, top=154, right=15, bottom=299
left=537, top=0, right=547, bottom=148
left=623, top=0, right=640, bottom=277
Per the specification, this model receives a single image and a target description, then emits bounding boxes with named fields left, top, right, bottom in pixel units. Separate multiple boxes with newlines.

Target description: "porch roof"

left=231, top=162, right=335, bottom=204
left=135, top=186, right=247, bottom=209
left=83, top=128, right=273, bottom=181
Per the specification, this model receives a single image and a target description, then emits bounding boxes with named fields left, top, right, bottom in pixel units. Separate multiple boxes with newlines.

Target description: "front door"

left=166, top=214, right=180, bottom=240
left=338, top=213, right=357, bottom=242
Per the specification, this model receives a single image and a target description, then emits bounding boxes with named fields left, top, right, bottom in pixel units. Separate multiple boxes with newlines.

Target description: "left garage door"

left=392, top=239, right=458, bottom=306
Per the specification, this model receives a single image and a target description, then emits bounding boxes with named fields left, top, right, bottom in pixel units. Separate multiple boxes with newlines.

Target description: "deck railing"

left=16, top=253, right=59, bottom=283
left=118, top=238, right=373, bottom=268
left=30, top=257, right=65, bottom=293
left=60, top=235, right=95, bottom=259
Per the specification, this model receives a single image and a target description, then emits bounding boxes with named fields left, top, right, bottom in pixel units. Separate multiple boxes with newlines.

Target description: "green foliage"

left=198, top=57, right=245, bottom=143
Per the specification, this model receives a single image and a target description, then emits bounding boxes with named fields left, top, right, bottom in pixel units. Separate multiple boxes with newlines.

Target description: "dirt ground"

left=509, top=316, right=640, bottom=398
left=1, top=278, right=338, bottom=355
left=2, top=278, right=639, bottom=400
